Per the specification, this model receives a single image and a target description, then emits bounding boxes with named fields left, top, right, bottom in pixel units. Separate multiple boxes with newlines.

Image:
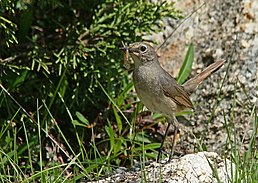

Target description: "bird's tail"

left=182, top=59, right=225, bottom=94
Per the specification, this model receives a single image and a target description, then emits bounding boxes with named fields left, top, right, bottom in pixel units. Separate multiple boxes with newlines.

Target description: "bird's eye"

left=140, top=45, right=147, bottom=52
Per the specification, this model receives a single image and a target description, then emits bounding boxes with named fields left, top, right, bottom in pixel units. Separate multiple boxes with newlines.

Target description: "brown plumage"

left=121, top=42, right=225, bottom=162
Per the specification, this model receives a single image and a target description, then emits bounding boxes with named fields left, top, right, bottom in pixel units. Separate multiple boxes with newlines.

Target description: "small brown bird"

left=120, top=42, right=225, bottom=162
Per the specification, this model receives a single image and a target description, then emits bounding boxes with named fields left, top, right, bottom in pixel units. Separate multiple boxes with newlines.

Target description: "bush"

left=0, top=0, right=181, bottom=180
left=1, top=0, right=180, bottom=120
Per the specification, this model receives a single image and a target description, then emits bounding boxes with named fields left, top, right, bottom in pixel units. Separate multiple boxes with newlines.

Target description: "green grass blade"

left=97, top=80, right=131, bottom=127
left=116, top=81, right=134, bottom=107
left=177, top=43, right=194, bottom=84
left=112, top=105, right=122, bottom=135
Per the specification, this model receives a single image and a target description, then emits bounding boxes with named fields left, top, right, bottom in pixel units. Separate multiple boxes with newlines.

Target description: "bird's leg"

left=157, top=122, right=171, bottom=162
left=168, top=117, right=179, bottom=162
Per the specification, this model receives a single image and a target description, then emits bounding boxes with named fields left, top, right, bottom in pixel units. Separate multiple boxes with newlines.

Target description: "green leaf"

left=151, top=113, right=164, bottom=120
left=75, top=112, right=89, bottom=126
left=113, top=137, right=123, bottom=155
left=113, top=106, right=122, bottom=135
left=134, top=143, right=161, bottom=151
left=142, top=143, right=161, bottom=149
left=105, top=120, right=115, bottom=148
left=10, top=70, right=28, bottom=89
left=72, top=120, right=87, bottom=127
left=135, top=132, right=151, bottom=143
left=177, top=43, right=194, bottom=84
left=116, top=81, right=134, bottom=107
left=176, top=110, right=193, bottom=116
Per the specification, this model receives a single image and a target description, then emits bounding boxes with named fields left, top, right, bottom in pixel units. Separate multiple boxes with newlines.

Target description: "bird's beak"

left=128, top=46, right=140, bottom=57
left=120, top=45, right=139, bottom=58
left=119, top=47, right=128, bottom=51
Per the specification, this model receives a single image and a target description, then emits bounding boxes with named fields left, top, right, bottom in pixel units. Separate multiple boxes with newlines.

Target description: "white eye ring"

left=140, top=45, right=147, bottom=53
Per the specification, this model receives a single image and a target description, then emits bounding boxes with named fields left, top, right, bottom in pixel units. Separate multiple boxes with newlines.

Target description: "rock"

left=90, top=152, right=235, bottom=183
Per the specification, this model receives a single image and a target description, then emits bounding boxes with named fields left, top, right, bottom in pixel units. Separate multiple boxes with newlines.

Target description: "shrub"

left=0, top=0, right=181, bottom=180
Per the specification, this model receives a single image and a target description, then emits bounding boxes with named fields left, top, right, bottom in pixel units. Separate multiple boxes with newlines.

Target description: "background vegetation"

left=0, top=0, right=181, bottom=181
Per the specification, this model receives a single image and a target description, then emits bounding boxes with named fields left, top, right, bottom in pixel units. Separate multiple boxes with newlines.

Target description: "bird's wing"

left=159, top=71, right=194, bottom=109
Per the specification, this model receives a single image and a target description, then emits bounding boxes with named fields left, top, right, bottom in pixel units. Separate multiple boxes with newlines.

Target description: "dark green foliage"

left=0, top=0, right=18, bottom=47
left=1, top=0, right=180, bottom=121
left=0, top=0, right=181, bottom=179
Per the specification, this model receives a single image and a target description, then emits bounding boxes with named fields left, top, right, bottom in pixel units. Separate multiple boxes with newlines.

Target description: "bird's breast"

left=133, top=65, right=162, bottom=98
left=133, top=65, right=177, bottom=115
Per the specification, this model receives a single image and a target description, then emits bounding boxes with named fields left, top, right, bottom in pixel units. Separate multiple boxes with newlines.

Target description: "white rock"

left=92, top=152, right=235, bottom=183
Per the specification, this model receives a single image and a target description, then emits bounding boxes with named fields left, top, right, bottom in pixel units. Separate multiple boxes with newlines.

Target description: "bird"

left=120, top=42, right=225, bottom=162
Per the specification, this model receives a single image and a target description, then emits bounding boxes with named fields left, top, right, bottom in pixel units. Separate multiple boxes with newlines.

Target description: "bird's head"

left=120, top=42, right=158, bottom=67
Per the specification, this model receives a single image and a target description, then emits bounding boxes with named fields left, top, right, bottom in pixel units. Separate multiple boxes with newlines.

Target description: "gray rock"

left=91, top=152, right=235, bottom=183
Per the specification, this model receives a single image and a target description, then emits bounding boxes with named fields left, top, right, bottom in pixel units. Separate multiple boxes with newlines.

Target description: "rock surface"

left=92, top=152, right=235, bottom=183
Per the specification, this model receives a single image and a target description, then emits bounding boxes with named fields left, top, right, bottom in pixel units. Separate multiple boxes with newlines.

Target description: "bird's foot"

left=157, top=149, right=175, bottom=163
